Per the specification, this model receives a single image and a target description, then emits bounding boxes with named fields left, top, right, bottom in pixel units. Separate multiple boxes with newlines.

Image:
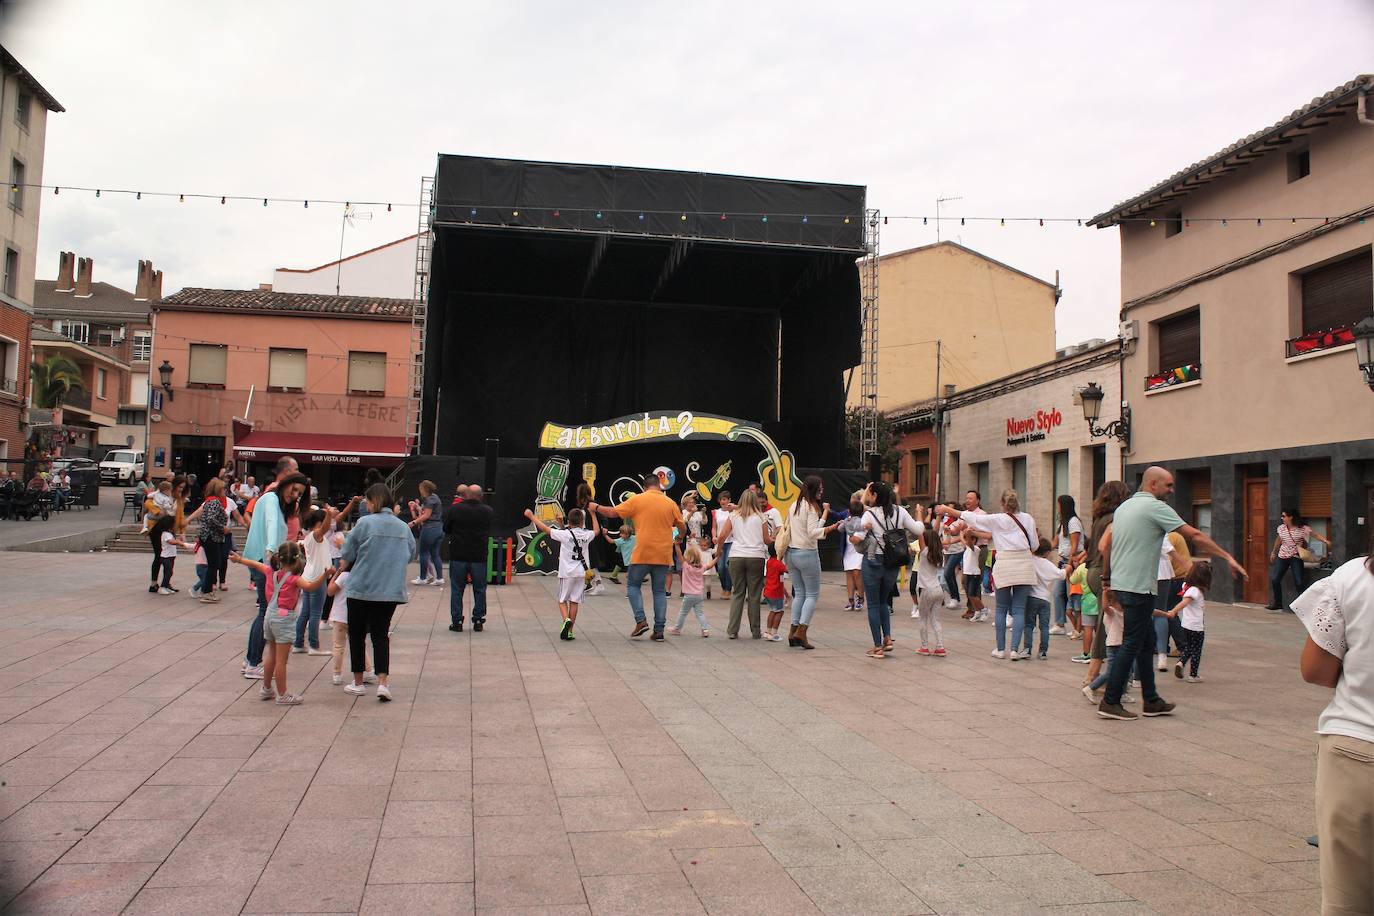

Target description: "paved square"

left=0, top=551, right=1327, bottom=914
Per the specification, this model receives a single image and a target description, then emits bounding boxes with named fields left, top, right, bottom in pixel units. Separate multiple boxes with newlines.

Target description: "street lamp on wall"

left=1080, top=382, right=1130, bottom=449
left=158, top=360, right=175, bottom=402
left=1354, top=315, right=1374, bottom=392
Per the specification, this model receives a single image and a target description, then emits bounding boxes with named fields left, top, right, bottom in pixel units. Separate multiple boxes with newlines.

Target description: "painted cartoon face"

left=654, top=466, right=676, bottom=490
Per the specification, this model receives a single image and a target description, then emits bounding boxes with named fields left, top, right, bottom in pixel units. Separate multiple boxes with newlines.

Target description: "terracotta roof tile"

left=157, top=288, right=413, bottom=320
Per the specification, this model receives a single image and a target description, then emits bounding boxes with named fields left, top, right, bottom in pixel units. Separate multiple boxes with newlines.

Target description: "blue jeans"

left=247, top=568, right=267, bottom=667
left=1269, top=556, right=1304, bottom=608
left=941, top=551, right=963, bottom=602
left=1022, top=595, right=1050, bottom=654
left=449, top=559, right=487, bottom=625
left=627, top=563, right=670, bottom=630
left=1105, top=591, right=1160, bottom=706
left=993, top=584, right=1031, bottom=652
left=786, top=548, right=822, bottom=626
left=715, top=542, right=733, bottom=592
left=861, top=559, right=896, bottom=647
left=1090, top=646, right=1119, bottom=691
left=1052, top=572, right=1069, bottom=626
left=1154, top=614, right=1184, bottom=655
left=418, top=526, right=444, bottom=580
left=295, top=585, right=324, bottom=649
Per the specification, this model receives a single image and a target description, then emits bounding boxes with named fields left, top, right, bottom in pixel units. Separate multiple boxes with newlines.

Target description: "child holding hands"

left=230, top=541, right=332, bottom=705
left=525, top=506, right=599, bottom=641
left=1169, top=562, right=1212, bottom=682
left=668, top=540, right=713, bottom=637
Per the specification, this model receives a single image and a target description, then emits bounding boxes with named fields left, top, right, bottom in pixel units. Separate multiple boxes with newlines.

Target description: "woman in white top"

left=1053, top=495, right=1084, bottom=634
left=851, top=481, right=924, bottom=658
left=785, top=475, right=843, bottom=650
left=714, top=490, right=773, bottom=639
left=936, top=489, right=1040, bottom=660
left=1292, top=555, right=1374, bottom=912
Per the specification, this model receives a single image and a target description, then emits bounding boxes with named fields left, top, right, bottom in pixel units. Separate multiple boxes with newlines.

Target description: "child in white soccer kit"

left=525, top=506, right=599, bottom=640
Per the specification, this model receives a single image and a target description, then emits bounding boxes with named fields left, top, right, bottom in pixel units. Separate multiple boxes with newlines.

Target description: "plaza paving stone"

left=0, top=550, right=1332, bottom=914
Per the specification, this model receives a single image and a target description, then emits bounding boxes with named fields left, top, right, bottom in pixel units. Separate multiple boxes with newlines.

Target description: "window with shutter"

left=347, top=351, right=387, bottom=394
left=1155, top=309, right=1200, bottom=372
left=1298, top=461, right=1332, bottom=521
left=188, top=344, right=227, bottom=386
left=268, top=349, right=306, bottom=391
left=1301, top=251, right=1372, bottom=335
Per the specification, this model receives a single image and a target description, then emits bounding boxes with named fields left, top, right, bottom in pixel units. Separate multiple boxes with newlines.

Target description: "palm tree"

left=29, top=355, right=86, bottom=409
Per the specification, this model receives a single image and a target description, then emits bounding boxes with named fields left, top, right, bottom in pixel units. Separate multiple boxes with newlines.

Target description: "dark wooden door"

left=1243, top=479, right=1269, bottom=603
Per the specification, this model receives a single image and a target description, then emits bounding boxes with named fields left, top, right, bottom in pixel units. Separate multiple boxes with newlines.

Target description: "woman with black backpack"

left=851, top=481, right=925, bottom=658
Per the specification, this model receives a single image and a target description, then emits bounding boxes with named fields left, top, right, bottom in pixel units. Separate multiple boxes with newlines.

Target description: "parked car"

left=99, top=449, right=145, bottom=486
left=50, top=457, right=98, bottom=473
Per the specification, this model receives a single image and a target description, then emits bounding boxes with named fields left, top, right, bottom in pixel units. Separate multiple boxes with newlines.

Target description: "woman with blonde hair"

left=714, top=489, right=773, bottom=639
left=936, top=488, right=1040, bottom=660
left=407, top=479, right=445, bottom=587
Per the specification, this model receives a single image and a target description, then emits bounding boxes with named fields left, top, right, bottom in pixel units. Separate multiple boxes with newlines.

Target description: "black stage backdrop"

left=421, top=155, right=865, bottom=468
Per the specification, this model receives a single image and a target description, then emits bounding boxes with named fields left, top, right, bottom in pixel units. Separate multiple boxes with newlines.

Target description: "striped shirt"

left=1276, top=524, right=1311, bottom=560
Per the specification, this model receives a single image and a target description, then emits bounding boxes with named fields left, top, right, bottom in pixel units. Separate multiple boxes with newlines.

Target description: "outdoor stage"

left=415, top=155, right=870, bottom=565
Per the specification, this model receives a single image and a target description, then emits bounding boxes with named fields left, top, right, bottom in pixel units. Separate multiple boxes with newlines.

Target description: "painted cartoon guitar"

left=727, top=426, right=802, bottom=512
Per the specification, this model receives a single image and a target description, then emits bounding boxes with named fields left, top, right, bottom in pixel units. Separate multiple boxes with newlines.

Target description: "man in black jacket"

left=444, top=485, right=493, bottom=632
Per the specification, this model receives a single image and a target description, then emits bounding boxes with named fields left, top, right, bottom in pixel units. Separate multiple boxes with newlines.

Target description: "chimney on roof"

left=134, top=260, right=164, bottom=301
left=74, top=257, right=93, bottom=297
left=152, top=268, right=163, bottom=300
left=55, top=251, right=76, bottom=292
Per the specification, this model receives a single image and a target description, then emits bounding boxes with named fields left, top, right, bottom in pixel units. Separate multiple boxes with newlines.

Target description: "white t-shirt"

left=1179, top=585, right=1205, bottom=631
left=939, top=517, right=965, bottom=554
left=160, top=531, right=179, bottom=558
left=1031, top=556, right=1062, bottom=603
left=1292, top=558, right=1374, bottom=745
left=961, top=546, right=982, bottom=576
left=327, top=526, right=344, bottom=561
left=1057, top=516, right=1084, bottom=558
left=915, top=548, right=944, bottom=592
left=763, top=507, right=783, bottom=532
left=331, top=571, right=350, bottom=624
left=1157, top=538, right=1175, bottom=581
left=548, top=527, right=595, bottom=578
left=304, top=531, right=330, bottom=580
left=713, top=508, right=734, bottom=545
left=962, top=511, right=1037, bottom=553
left=857, top=506, right=924, bottom=562
left=727, top=513, right=769, bottom=559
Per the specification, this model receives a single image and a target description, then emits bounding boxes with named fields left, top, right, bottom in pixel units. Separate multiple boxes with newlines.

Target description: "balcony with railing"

left=1285, top=325, right=1356, bottom=360
left=1145, top=363, right=1201, bottom=392
left=60, top=387, right=92, bottom=412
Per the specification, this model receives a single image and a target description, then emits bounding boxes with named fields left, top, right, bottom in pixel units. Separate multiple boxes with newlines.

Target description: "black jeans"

left=1269, top=557, right=1304, bottom=608
left=199, top=540, right=224, bottom=595
left=1104, top=590, right=1160, bottom=706
left=348, top=598, right=396, bottom=676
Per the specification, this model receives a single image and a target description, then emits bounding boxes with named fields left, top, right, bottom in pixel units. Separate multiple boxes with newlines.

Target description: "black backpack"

left=869, top=509, right=910, bottom=569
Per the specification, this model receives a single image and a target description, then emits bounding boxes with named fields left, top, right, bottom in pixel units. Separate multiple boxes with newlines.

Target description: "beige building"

left=852, top=241, right=1059, bottom=412
left=941, top=340, right=1123, bottom=536
left=1090, top=73, right=1374, bottom=605
left=0, top=47, right=63, bottom=465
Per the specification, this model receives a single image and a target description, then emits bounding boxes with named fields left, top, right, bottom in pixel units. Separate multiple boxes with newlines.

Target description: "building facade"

left=29, top=326, right=132, bottom=458
left=150, top=288, right=413, bottom=495
left=0, top=48, right=63, bottom=466
left=271, top=233, right=419, bottom=299
left=850, top=241, right=1060, bottom=412
left=940, top=340, right=1124, bottom=537
left=34, top=253, right=159, bottom=452
left=1090, top=73, right=1374, bottom=604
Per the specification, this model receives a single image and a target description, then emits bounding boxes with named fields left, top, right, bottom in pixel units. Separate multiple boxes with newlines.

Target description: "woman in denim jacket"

left=341, top=483, right=417, bottom=702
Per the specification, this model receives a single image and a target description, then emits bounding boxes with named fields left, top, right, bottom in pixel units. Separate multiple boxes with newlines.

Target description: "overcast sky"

left=4, top=0, right=1372, bottom=345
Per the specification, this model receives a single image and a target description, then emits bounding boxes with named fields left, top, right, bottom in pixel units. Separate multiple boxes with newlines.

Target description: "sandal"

left=866, top=647, right=885, bottom=658
left=883, top=637, right=895, bottom=652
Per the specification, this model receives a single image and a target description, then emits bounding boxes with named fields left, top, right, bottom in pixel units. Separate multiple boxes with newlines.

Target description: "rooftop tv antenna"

left=335, top=203, right=373, bottom=294
left=935, top=194, right=962, bottom=243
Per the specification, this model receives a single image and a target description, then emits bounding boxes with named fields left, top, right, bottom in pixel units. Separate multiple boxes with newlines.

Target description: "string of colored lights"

left=10, top=182, right=1371, bottom=227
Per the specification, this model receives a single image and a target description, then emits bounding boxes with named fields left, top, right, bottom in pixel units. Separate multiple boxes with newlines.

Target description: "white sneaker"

left=376, top=684, right=392, bottom=702
left=275, top=693, right=303, bottom=706
left=307, top=647, right=330, bottom=656
left=291, top=646, right=306, bottom=654
left=157, top=587, right=174, bottom=595
left=243, top=665, right=263, bottom=679
left=910, top=607, right=919, bottom=619
left=190, top=585, right=202, bottom=598
left=432, top=578, right=444, bottom=587
left=1018, top=648, right=1032, bottom=660
left=1049, top=625, right=1065, bottom=635
left=410, top=576, right=427, bottom=585
left=1186, top=675, right=1203, bottom=683
left=944, top=597, right=961, bottom=609
left=1156, top=654, right=1167, bottom=671
left=1081, top=685, right=1097, bottom=703
left=363, top=669, right=378, bottom=683
left=343, top=682, right=366, bottom=696
left=259, top=685, right=275, bottom=701
left=990, top=649, right=1006, bottom=659
left=332, top=673, right=343, bottom=685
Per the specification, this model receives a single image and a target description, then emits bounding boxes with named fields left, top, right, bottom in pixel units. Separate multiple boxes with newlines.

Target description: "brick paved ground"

left=0, top=551, right=1328, bottom=914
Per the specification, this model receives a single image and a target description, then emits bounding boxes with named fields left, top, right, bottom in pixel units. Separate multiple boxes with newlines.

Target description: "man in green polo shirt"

left=1098, top=466, right=1246, bottom=721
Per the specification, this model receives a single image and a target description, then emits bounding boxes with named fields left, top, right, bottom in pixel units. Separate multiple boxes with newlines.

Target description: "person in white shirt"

left=714, top=490, right=775, bottom=639
left=960, top=529, right=988, bottom=622
left=1051, top=495, right=1085, bottom=635
left=850, top=481, right=924, bottom=658
left=1292, top=555, right=1374, bottom=912
left=712, top=491, right=736, bottom=599
left=324, top=569, right=376, bottom=686
left=783, top=475, right=843, bottom=650
left=1164, top=561, right=1210, bottom=682
left=913, top=527, right=948, bottom=656
left=1024, top=538, right=1062, bottom=660
left=524, top=506, right=599, bottom=641
left=935, top=489, right=1040, bottom=660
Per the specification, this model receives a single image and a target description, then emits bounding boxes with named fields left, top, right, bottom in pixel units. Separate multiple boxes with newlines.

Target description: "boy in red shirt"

left=763, top=547, right=789, bottom=642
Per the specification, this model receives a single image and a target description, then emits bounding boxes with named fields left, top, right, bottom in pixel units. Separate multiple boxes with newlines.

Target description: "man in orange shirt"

left=590, top=472, right=681, bottom=640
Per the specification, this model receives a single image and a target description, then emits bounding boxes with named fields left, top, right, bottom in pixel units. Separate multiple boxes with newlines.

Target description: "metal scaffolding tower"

left=859, top=208, right=881, bottom=459
left=406, top=176, right=434, bottom=454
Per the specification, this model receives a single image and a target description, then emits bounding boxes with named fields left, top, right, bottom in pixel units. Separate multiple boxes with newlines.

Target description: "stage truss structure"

left=407, top=176, right=435, bottom=454
left=859, top=208, right=880, bottom=459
